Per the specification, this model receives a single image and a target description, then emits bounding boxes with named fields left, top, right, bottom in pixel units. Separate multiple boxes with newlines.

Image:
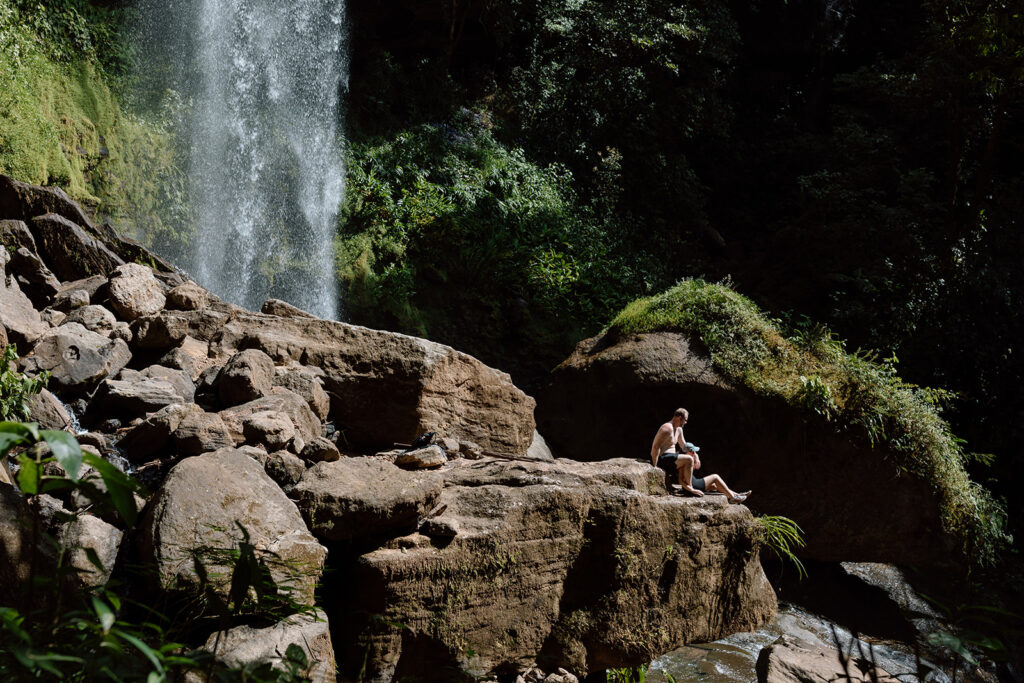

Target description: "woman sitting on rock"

left=650, top=407, right=751, bottom=502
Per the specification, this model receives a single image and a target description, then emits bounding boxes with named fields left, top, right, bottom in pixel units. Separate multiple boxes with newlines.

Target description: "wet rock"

left=30, top=213, right=124, bottom=281
left=273, top=363, right=330, bottom=420
left=166, top=280, right=208, bottom=311
left=172, top=408, right=235, bottom=457
left=139, top=448, right=327, bottom=607
left=264, top=450, right=306, bottom=492
left=394, top=445, right=447, bottom=470
left=27, top=389, right=75, bottom=430
left=21, top=322, right=131, bottom=392
left=756, top=634, right=897, bottom=683
left=218, top=348, right=276, bottom=406
left=197, top=610, right=335, bottom=683
left=107, top=263, right=166, bottom=321
left=59, top=514, right=123, bottom=589
left=300, top=436, right=340, bottom=463
left=291, top=458, right=442, bottom=542
left=64, top=304, right=117, bottom=334
left=219, top=388, right=321, bottom=446
left=261, top=298, right=318, bottom=319
left=242, top=410, right=296, bottom=451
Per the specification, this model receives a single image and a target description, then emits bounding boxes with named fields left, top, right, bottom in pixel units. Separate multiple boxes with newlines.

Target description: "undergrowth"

left=0, top=1, right=188, bottom=254
left=609, top=279, right=1010, bottom=567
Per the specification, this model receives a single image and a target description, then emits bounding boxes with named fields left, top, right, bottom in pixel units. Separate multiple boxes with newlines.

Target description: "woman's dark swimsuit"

left=657, top=452, right=706, bottom=491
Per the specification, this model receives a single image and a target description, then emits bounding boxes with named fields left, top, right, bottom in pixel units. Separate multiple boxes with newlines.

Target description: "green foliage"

left=0, top=421, right=320, bottom=681
left=609, top=279, right=1011, bottom=567
left=0, top=344, right=49, bottom=421
left=754, top=515, right=807, bottom=580
left=606, top=664, right=647, bottom=683
left=923, top=595, right=1023, bottom=676
left=0, top=0, right=189, bottom=256
left=340, top=110, right=640, bottom=364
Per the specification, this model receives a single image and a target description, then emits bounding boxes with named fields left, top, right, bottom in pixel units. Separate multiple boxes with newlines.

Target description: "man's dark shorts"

left=657, top=452, right=679, bottom=477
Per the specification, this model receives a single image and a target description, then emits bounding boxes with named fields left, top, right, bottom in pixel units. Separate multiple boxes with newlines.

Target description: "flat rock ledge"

left=333, top=457, right=777, bottom=681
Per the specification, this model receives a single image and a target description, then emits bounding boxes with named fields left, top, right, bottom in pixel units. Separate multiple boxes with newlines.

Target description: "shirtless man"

left=650, top=407, right=750, bottom=502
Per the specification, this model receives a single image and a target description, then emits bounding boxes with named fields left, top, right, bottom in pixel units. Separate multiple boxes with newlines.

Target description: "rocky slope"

left=0, top=175, right=776, bottom=681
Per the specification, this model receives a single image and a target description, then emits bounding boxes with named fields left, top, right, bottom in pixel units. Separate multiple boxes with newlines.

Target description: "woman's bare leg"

left=677, top=454, right=703, bottom=496
left=704, top=474, right=750, bottom=502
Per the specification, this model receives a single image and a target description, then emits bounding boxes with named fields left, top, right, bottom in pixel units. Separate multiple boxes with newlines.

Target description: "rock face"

left=291, top=458, right=443, bottom=541
left=191, top=311, right=536, bottom=454
left=59, top=514, right=123, bottom=588
left=30, top=213, right=125, bottom=281
left=336, top=457, right=776, bottom=681
left=139, top=448, right=327, bottom=607
left=537, top=331, right=947, bottom=565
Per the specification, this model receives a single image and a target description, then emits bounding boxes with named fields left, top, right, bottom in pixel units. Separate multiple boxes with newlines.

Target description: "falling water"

left=135, top=0, right=346, bottom=319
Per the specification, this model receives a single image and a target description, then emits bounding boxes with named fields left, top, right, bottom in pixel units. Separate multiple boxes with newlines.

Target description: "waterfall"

left=135, top=0, right=347, bottom=319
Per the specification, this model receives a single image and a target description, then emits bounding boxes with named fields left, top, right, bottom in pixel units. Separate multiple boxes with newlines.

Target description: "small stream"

left=646, top=603, right=950, bottom=683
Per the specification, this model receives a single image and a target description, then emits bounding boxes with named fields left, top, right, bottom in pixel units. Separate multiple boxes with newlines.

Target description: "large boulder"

left=59, top=514, right=123, bottom=589
left=29, top=213, right=124, bottom=281
left=21, top=322, right=131, bottom=392
left=177, top=311, right=534, bottom=454
left=0, top=174, right=94, bottom=228
left=139, top=448, right=327, bottom=607
left=197, top=610, right=335, bottom=683
left=10, top=247, right=61, bottom=306
left=107, top=263, right=166, bottom=321
left=0, top=268, right=48, bottom=349
left=336, top=457, right=776, bottom=681
left=218, top=348, right=275, bottom=406
left=219, top=388, right=321, bottom=446
left=291, top=458, right=443, bottom=541
left=537, top=331, right=947, bottom=565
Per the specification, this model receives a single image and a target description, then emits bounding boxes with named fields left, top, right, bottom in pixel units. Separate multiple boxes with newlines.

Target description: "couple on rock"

left=651, top=407, right=750, bottom=503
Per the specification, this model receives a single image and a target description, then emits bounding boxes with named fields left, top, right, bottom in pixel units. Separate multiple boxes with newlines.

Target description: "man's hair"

left=673, top=408, right=688, bottom=419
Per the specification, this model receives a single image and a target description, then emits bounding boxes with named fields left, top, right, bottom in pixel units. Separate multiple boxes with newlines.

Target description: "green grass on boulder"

left=609, top=279, right=1010, bottom=567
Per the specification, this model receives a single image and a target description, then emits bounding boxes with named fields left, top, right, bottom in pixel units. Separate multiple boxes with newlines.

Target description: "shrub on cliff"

left=609, top=279, right=1010, bottom=567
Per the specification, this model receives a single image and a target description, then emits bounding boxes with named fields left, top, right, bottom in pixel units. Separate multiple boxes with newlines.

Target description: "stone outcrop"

left=537, top=330, right=947, bottom=565
left=139, top=448, right=327, bottom=607
left=218, top=348, right=276, bottom=406
left=184, top=310, right=536, bottom=454
left=336, top=457, right=776, bottom=681
left=291, top=458, right=443, bottom=541
left=107, top=263, right=167, bottom=320
left=59, top=514, right=123, bottom=588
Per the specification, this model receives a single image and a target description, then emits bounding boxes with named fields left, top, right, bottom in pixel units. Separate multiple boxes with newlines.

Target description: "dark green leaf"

left=16, top=453, right=40, bottom=495
left=82, top=453, right=140, bottom=526
left=40, top=430, right=82, bottom=481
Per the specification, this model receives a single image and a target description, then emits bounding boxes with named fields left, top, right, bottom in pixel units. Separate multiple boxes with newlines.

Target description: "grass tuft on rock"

left=609, top=279, right=1010, bottom=567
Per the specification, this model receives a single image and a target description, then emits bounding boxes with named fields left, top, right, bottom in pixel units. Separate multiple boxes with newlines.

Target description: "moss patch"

left=0, top=5, right=187, bottom=254
left=609, top=279, right=1010, bottom=567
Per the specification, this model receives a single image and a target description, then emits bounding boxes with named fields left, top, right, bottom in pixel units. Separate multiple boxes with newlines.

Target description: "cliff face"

left=338, top=459, right=776, bottom=681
